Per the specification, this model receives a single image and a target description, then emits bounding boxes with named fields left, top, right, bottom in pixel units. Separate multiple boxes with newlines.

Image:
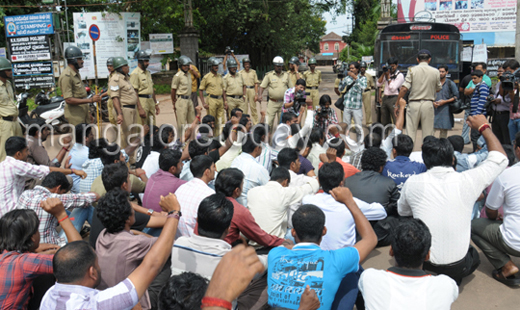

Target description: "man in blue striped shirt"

left=469, top=70, right=490, bottom=151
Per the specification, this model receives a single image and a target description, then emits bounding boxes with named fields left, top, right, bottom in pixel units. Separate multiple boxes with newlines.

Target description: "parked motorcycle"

left=30, top=88, right=70, bottom=133
left=17, top=86, right=46, bottom=134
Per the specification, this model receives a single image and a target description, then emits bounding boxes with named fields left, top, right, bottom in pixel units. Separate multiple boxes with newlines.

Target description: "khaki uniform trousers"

left=207, top=97, right=225, bottom=135
left=309, top=89, right=320, bottom=109
left=245, top=88, right=258, bottom=124
left=227, top=97, right=247, bottom=119
left=65, top=104, right=90, bottom=126
left=107, top=98, right=117, bottom=125
left=121, top=106, right=139, bottom=163
left=406, top=100, right=434, bottom=144
left=362, top=91, right=372, bottom=125
left=175, top=97, right=195, bottom=139
left=137, top=97, right=156, bottom=126
left=0, top=119, right=23, bottom=162
left=267, top=99, right=283, bottom=133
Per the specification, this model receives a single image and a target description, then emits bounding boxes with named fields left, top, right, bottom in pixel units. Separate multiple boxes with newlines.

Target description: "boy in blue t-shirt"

left=267, top=186, right=377, bottom=310
left=469, top=70, right=490, bottom=116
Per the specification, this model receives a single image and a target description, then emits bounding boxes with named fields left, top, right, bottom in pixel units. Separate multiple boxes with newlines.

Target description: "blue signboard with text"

left=4, top=13, right=54, bottom=38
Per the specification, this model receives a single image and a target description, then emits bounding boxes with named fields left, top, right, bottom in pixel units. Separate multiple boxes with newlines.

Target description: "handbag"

left=448, top=80, right=468, bottom=114
left=334, top=81, right=355, bottom=111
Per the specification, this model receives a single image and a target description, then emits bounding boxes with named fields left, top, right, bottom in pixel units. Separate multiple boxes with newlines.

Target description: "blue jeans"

left=142, top=227, right=162, bottom=237
left=462, top=109, right=470, bottom=144
left=331, top=265, right=364, bottom=310
left=508, top=118, right=520, bottom=143
left=59, top=206, right=94, bottom=242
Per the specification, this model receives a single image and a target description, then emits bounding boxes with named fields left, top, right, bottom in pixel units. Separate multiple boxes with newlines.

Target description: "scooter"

left=30, top=88, right=70, bottom=133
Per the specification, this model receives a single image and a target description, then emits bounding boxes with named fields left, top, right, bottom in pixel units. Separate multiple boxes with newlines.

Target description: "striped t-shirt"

left=470, top=82, right=490, bottom=116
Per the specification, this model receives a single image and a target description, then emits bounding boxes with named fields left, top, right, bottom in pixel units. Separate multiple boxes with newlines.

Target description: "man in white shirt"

left=359, top=218, right=458, bottom=309
left=471, top=132, right=520, bottom=285
left=307, top=127, right=327, bottom=173
left=398, top=115, right=508, bottom=285
left=231, top=134, right=269, bottom=206
left=248, top=165, right=319, bottom=241
left=175, top=155, right=216, bottom=237
left=303, top=161, right=387, bottom=250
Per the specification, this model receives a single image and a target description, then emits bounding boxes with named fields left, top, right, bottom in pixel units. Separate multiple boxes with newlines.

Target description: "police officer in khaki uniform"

left=199, top=58, right=226, bottom=135
left=58, top=46, right=102, bottom=126
left=303, top=57, right=322, bottom=109
left=171, top=55, right=195, bottom=136
left=0, top=58, right=22, bottom=162
left=257, top=56, right=290, bottom=132
left=106, top=57, right=117, bottom=125
left=396, top=49, right=442, bottom=144
left=288, top=56, right=301, bottom=88
left=109, top=57, right=140, bottom=157
left=360, top=61, right=374, bottom=125
left=223, top=58, right=246, bottom=119
left=130, top=50, right=159, bottom=126
left=239, top=57, right=260, bottom=124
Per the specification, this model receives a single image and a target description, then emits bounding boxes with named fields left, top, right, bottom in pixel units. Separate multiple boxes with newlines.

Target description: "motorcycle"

left=17, top=86, right=46, bottom=134
left=30, top=88, right=70, bottom=133
left=86, top=86, right=110, bottom=122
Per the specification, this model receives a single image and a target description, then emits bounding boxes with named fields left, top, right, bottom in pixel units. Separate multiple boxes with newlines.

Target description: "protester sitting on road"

left=26, top=121, right=71, bottom=168
left=0, top=198, right=82, bottom=309
left=318, top=138, right=360, bottom=179
left=359, top=219, right=459, bottom=309
left=68, top=123, right=94, bottom=193
left=142, top=124, right=175, bottom=177
left=158, top=272, right=208, bottom=310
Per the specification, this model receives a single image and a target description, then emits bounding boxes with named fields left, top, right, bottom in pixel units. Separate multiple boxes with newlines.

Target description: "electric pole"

left=516, top=0, right=520, bottom=61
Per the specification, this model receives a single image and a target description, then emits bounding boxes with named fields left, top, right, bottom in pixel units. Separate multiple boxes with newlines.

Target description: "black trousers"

left=423, top=245, right=480, bottom=285
left=491, top=111, right=511, bottom=145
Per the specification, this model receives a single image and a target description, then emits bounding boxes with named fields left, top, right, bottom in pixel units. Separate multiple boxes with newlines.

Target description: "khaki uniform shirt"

left=58, top=66, right=88, bottom=100
left=240, top=69, right=259, bottom=86
left=402, top=62, right=442, bottom=101
left=364, top=72, right=375, bottom=90
left=171, top=70, right=192, bottom=96
left=199, top=72, right=224, bottom=96
left=260, top=71, right=290, bottom=100
left=303, top=70, right=322, bottom=87
left=0, top=80, right=18, bottom=117
left=223, top=72, right=245, bottom=96
left=108, top=71, right=138, bottom=106
left=130, top=67, right=154, bottom=95
left=177, top=66, right=200, bottom=93
left=334, top=78, right=341, bottom=88
left=288, top=71, right=300, bottom=88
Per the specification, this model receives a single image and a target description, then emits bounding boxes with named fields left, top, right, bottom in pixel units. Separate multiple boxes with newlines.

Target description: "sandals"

left=492, top=269, right=520, bottom=286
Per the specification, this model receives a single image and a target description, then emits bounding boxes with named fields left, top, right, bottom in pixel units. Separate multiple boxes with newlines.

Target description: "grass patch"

left=154, top=84, right=171, bottom=95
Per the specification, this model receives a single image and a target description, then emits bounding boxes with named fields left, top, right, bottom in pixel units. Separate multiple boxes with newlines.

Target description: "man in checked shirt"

left=18, top=172, right=99, bottom=246
left=340, top=62, right=367, bottom=141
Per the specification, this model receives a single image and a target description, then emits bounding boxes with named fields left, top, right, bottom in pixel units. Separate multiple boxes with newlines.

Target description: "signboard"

left=398, top=0, right=517, bottom=46
left=487, top=58, right=511, bottom=78
left=149, top=33, right=174, bottom=54
left=472, top=44, right=488, bottom=63
left=4, top=13, right=54, bottom=37
left=0, top=48, right=5, bottom=58
left=362, top=56, right=374, bottom=63
left=8, top=35, right=51, bottom=62
left=14, top=75, right=54, bottom=89
left=13, top=61, right=53, bottom=76
left=462, top=46, right=473, bottom=62
left=73, top=12, right=141, bottom=79
left=89, top=24, right=100, bottom=41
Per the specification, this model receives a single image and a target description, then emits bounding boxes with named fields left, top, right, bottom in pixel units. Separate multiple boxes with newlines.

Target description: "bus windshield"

left=381, top=40, right=420, bottom=68
left=381, top=39, right=459, bottom=69
left=422, top=40, right=459, bottom=67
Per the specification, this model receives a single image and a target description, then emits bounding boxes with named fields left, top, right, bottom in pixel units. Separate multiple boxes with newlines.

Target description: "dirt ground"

left=43, top=66, right=520, bottom=308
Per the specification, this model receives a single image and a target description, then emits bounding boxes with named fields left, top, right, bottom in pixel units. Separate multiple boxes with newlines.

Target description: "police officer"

left=58, top=46, right=102, bottom=126
left=257, top=56, right=290, bottom=132
left=303, top=57, right=322, bottom=109
left=108, top=57, right=140, bottom=158
left=106, top=57, right=117, bottom=125
left=199, top=58, right=225, bottom=135
left=130, top=50, right=159, bottom=126
left=0, top=57, right=22, bottom=162
left=223, top=58, right=246, bottom=119
left=240, top=57, right=260, bottom=124
left=360, top=61, right=375, bottom=125
left=171, top=55, right=196, bottom=136
left=288, top=56, right=301, bottom=88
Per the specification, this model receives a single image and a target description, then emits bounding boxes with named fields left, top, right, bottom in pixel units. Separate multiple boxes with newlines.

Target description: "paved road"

left=43, top=66, right=520, bottom=307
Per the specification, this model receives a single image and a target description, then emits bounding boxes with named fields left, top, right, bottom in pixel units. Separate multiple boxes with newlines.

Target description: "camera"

left=225, top=46, right=234, bottom=55
left=294, top=89, right=307, bottom=103
left=317, top=106, right=331, bottom=119
left=500, top=69, right=520, bottom=91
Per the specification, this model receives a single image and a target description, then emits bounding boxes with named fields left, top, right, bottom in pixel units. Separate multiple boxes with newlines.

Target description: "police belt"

left=384, top=95, right=397, bottom=99
left=209, top=94, right=222, bottom=99
left=123, top=105, right=136, bottom=109
left=1, top=116, right=13, bottom=121
left=364, top=89, right=372, bottom=93
left=227, top=95, right=243, bottom=99
left=138, top=94, right=152, bottom=98
left=308, top=86, right=319, bottom=90
left=245, top=86, right=255, bottom=89
left=177, top=95, right=190, bottom=100
left=269, top=98, right=283, bottom=103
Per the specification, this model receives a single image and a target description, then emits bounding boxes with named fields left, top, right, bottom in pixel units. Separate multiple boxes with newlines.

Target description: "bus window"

left=381, top=40, right=420, bottom=68
left=421, top=40, right=459, bottom=65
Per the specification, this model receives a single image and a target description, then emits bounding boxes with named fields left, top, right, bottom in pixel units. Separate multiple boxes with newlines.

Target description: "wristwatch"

left=147, top=209, right=154, bottom=216
left=167, top=210, right=182, bottom=220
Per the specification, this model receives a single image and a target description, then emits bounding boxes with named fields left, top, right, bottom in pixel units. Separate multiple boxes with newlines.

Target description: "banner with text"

left=150, top=33, right=174, bottom=54
left=4, top=13, right=54, bottom=38
left=73, top=12, right=141, bottom=79
left=8, top=35, right=51, bottom=62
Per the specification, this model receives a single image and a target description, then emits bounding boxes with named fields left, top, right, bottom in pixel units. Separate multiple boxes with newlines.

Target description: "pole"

left=93, top=40, right=101, bottom=133
left=516, top=0, right=520, bottom=61
left=64, top=0, right=71, bottom=43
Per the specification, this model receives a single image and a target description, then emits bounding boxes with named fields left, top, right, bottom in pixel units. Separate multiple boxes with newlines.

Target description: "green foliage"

left=340, top=42, right=374, bottom=62
left=154, top=84, right=171, bottom=95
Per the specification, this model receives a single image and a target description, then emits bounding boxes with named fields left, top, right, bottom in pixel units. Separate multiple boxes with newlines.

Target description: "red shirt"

left=319, top=157, right=360, bottom=179
left=0, top=250, right=53, bottom=309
